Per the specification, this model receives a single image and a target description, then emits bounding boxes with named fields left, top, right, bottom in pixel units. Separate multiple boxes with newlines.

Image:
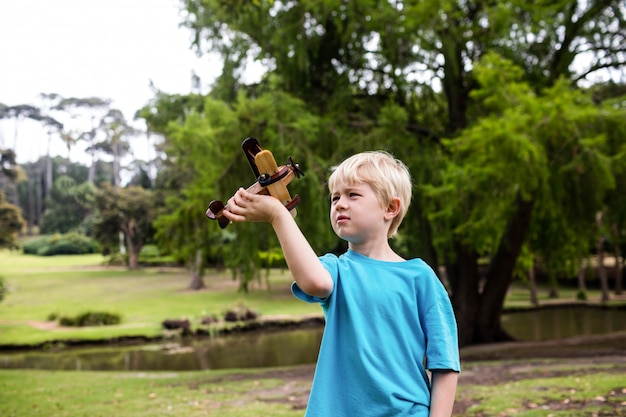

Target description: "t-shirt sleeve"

left=424, top=298, right=460, bottom=372
left=291, top=253, right=338, bottom=304
left=422, top=270, right=461, bottom=372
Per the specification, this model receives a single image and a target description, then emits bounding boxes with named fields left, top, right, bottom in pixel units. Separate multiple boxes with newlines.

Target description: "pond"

left=2, top=306, right=625, bottom=371
left=1, top=328, right=324, bottom=371
left=501, top=305, right=626, bottom=341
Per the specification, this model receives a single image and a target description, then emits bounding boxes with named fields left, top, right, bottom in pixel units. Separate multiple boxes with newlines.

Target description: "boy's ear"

left=385, top=197, right=402, bottom=219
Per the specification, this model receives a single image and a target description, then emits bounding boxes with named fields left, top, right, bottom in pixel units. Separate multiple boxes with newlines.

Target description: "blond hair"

left=328, top=151, right=412, bottom=238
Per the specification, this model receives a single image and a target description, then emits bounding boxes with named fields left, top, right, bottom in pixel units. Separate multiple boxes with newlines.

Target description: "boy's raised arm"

left=223, top=188, right=333, bottom=298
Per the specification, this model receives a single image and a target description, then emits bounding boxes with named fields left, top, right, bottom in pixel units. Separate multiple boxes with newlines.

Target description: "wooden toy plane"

left=206, top=137, right=304, bottom=229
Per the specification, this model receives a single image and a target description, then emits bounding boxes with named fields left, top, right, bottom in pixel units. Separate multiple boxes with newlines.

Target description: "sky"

left=0, top=0, right=222, bottom=164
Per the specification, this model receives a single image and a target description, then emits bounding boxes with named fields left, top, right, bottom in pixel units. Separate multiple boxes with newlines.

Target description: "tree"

left=95, top=109, right=138, bottom=187
left=93, top=183, right=156, bottom=269
left=142, top=90, right=332, bottom=291
left=176, top=0, right=626, bottom=344
left=0, top=102, right=63, bottom=207
left=425, top=55, right=622, bottom=344
left=0, top=190, right=24, bottom=250
left=39, top=175, right=96, bottom=235
left=16, top=156, right=92, bottom=234
left=52, top=96, right=112, bottom=181
left=0, top=148, right=24, bottom=249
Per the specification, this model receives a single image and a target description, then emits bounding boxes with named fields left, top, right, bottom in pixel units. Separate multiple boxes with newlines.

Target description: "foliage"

left=144, top=91, right=336, bottom=291
left=40, top=176, right=96, bottom=234
left=137, top=244, right=178, bottom=266
left=258, top=247, right=287, bottom=269
left=0, top=275, right=7, bottom=302
left=16, top=156, right=113, bottom=234
left=58, top=311, right=121, bottom=327
left=427, top=54, right=617, bottom=264
left=22, top=233, right=100, bottom=256
left=423, top=54, right=626, bottom=343
left=0, top=194, right=24, bottom=250
left=1, top=148, right=21, bottom=182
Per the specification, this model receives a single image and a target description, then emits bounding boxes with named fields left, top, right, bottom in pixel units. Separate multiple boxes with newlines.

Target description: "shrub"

left=22, top=233, right=99, bottom=256
left=58, top=311, right=122, bottom=327
left=22, top=236, right=50, bottom=255
left=258, top=247, right=287, bottom=268
left=138, top=244, right=177, bottom=266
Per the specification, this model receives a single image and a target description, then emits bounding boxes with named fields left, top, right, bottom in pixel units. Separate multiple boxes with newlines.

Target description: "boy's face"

left=329, top=180, right=391, bottom=244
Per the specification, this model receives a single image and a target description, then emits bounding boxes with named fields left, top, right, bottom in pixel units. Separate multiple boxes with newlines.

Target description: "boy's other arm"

left=223, top=188, right=333, bottom=298
left=429, top=370, right=458, bottom=417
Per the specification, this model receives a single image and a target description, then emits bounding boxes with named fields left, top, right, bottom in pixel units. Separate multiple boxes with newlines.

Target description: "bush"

left=22, top=236, right=50, bottom=255
left=22, top=233, right=100, bottom=256
left=58, top=311, right=122, bottom=327
left=137, top=244, right=178, bottom=266
left=258, top=248, right=287, bottom=268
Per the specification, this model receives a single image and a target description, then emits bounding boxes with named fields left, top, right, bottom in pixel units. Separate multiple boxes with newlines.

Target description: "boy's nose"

left=334, top=197, right=348, bottom=210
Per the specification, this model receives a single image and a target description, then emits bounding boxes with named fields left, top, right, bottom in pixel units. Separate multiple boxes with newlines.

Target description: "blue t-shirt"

left=292, top=249, right=460, bottom=417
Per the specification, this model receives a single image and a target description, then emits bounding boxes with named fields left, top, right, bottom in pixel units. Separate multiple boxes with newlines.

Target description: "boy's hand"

left=223, top=188, right=286, bottom=224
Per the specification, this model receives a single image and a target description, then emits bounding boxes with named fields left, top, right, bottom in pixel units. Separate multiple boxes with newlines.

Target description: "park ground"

left=1, top=251, right=625, bottom=416
left=200, top=332, right=626, bottom=415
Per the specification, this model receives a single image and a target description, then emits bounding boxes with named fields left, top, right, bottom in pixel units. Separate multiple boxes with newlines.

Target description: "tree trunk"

left=611, top=224, right=623, bottom=296
left=577, top=259, right=588, bottom=299
left=27, top=175, right=35, bottom=235
left=618, top=255, right=624, bottom=296
left=113, top=138, right=121, bottom=187
left=35, top=166, right=43, bottom=228
left=127, top=246, right=139, bottom=269
left=189, top=248, right=206, bottom=290
left=88, top=151, right=96, bottom=184
left=45, top=131, right=53, bottom=200
left=475, top=196, right=535, bottom=344
left=528, top=264, right=539, bottom=307
left=596, top=236, right=610, bottom=303
left=125, top=232, right=140, bottom=269
left=122, top=220, right=137, bottom=268
left=448, top=244, right=480, bottom=347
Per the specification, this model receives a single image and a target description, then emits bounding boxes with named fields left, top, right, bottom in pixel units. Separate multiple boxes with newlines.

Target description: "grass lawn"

left=0, top=251, right=319, bottom=346
left=0, top=367, right=307, bottom=417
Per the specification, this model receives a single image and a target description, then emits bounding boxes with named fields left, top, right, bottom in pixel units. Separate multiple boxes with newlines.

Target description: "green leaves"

left=427, top=54, right=624, bottom=272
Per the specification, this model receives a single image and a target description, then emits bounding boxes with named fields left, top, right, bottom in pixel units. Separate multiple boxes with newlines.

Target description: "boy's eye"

left=331, top=196, right=339, bottom=202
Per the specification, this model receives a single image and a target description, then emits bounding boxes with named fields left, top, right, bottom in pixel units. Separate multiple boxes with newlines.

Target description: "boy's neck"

left=348, top=241, right=405, bottom=262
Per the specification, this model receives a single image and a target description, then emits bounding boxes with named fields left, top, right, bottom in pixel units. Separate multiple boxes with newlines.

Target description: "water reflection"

left=501, top=305, right=626, bottom=341
left=1, top=328, right=324, bottom=371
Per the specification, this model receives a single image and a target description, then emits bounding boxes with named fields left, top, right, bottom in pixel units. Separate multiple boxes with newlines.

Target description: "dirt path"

left=213, top=331, right=626, bottom=414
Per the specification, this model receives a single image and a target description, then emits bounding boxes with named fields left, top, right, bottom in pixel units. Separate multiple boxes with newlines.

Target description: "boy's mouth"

left=336, top=215, right=350, bottom=223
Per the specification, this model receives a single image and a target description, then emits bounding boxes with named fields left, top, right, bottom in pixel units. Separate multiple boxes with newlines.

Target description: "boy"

left=223, top=151, right=460, bottom=416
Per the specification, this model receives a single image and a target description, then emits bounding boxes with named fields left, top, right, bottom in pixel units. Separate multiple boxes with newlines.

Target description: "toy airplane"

left=206, top=137, right=304, bottom=228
